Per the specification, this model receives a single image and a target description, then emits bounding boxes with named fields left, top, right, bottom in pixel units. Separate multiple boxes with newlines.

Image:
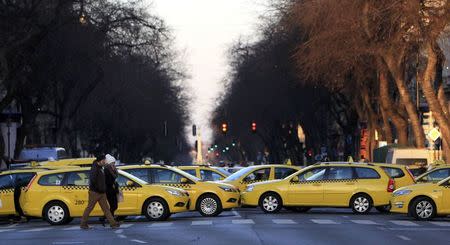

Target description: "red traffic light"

left=251, top=122, right=257, bottom=132
left=221, top=123, right=228, bottom=134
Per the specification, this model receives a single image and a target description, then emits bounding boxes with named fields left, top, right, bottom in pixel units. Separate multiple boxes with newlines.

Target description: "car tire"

left=197, top=194, right=222, bottom=217
left=259, top=192, right=282, bottom=214
left=43, top=201, right=71, bottom=225
left=375, top=205, right=391, bottom=213
left=351, top=194, right=372, bottom=214
left=410, top=197, right=436, bottom=221
left=143, top=197, right=170, bottom=221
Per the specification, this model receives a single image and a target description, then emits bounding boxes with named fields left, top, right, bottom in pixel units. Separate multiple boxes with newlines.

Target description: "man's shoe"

left=110, top=223, right=120, bottom=229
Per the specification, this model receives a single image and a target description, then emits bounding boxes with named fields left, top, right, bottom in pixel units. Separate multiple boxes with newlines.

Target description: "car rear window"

left=354, top=167, right=380, bottom=179
left=382, top=167, right=405, bottom=178
left=38, top=173, right=64, bottom=186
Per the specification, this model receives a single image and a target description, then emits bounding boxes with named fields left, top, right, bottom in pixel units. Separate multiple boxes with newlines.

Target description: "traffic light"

left=251, top=122, right=257, bottom=133
left=221, top=123, right=228, bottom=134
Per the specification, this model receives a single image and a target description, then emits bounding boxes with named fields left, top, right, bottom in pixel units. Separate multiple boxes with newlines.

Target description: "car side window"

left=326, top=167, right=354, bottom=180
left=184, top=169, right=197, bottom=177
left=0, top=175, right=13, bottom=189
left=38, top=173, right=64, bottom=186
left=117, top=175, right=137, bottom=187
left=200, top=170, right=223, bottom=181
left=381, top=167, right=405, bottom=178
left=65, top=172, right=89, bottom=186
left=152, top=169, right=187, bottom=184
left=354, top=167, right=380, bottom=179
left=126, top=169, right=150, bottom=182
left=275, top=168, right=297, bottom=179
left=243, top=168, right=270, bottom=182
left=298, top=168, right=326, bottom=181
left=423, top=169, right=450, bottom=182
left=12, top=173, right=36, bottom=187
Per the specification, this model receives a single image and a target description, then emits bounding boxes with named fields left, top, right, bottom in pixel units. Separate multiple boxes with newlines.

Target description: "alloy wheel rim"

left=48, top=206, right=65, bottom=223
left=416, top=201, right=433, bottom=219
left=148, top=201, right=164, bottom=218
left=200, top=198, right=218, bottom=215
left=354, top=197, right=369, bottom=212
left=263, top=196, right=279, bottom=211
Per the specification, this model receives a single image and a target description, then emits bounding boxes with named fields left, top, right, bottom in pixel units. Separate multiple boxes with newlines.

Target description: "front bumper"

left=240, top=191, right=260, bottom=207
left=390, top=196, right=409, bottom=214
left=221, top=192, right=241, bottom=209
left=169, top=196, right=190, bottom=214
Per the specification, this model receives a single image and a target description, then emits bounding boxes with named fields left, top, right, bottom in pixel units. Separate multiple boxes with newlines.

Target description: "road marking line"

left=118, top=235, right=127, bottom=239
left=63, top=226, right=81, bottom=231
left=149, top=222, right=173, bottom=227
left=397, top=235, right=411, bottom=241
left=232, top=211, right=241, bottom=218
left=272, top=219, right=297, bottom=225
left=20, top=227, right=53, bottom=232
left=120, top=224, right=134, bottom=228
left=131, top=240, right=147, bottom=244
left=430, top=221, right=450, bottom=227
left=115, top=229, right=123, bottom=234
left=350, top=220, right=379, bottom=225
left=311, top=219, right=338, bottom=225
left=389, top=228, right=450, bottom=231
left=52, top=242, right=85, bottom=244
left=342, top=216, right=349, bottom=218
left=7, top=224, right=18, bottom=228
left=192, top=221, right=213, bottom=226
left=232, top=219, right=255, bottom=225
left=0, top=229, right=15, bottom=233
left=390, top=221, right=420, bottom=226
left=134, top=216, right=143, bottom=220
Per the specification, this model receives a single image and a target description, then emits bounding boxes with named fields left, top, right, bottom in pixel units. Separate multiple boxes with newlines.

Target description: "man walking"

left=100, top=154, right=119, bottom=224
left=13, top=176, right=29, bottom=223
left=80, top=154, right=119, bottom=229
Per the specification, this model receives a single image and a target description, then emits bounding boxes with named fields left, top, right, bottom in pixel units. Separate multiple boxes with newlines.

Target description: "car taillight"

left=387, top=178, right=395, bottom=192
left=25, top=175, right=37, bottom=192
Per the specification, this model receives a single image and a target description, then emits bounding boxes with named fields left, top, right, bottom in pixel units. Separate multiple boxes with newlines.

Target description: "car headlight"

left=393, top=189, right=412, bottom=197
left=166, top=189, right=182, bottom=196
left=245, top=185, right=254, bottom=192
left=219, top=186, right=236, bottom=192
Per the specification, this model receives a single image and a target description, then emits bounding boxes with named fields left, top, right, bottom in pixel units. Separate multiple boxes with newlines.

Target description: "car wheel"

left=259, top=193, right=282, bottom=213
left=351, top=194, right=372, bottom=214
left=44, top=201, right=71, bottom=225
left=197, top=194, right=222, bottom=217
left=143, top=197, right=170, bottom=221
left=410, top=197, right=436, bottom=221
left=375, top=205, right=391, bottom=213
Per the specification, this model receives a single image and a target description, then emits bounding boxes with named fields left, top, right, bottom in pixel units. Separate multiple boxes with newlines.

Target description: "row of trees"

left=213, top=0, right=450, bottom=163
left=0, top=0, right=191, bottom=163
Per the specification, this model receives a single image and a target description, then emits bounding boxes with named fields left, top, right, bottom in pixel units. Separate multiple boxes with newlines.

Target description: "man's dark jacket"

left=89, top=161, right=106, bottom=193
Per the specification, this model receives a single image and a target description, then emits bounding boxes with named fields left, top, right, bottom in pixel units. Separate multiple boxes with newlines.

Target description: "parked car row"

left=0, top=160, right=449, bottom=226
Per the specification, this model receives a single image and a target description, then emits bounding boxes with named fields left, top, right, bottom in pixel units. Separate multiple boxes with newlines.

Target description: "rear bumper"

left=241, top=191, right=260, bottom=206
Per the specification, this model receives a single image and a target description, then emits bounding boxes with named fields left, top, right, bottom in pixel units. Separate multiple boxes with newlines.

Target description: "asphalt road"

left=1, top=208, right=450, bottom=245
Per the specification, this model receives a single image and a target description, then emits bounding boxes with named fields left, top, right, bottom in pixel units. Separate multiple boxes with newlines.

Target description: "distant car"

left=18, top=147, right=68, bottom=162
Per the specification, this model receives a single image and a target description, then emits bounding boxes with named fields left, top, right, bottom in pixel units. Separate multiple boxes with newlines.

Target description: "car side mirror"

left=126, top=180, right=135, bottom=187
left=180, top=177, right=189, bottom=184
left=291, top=176, right=300, bottom=183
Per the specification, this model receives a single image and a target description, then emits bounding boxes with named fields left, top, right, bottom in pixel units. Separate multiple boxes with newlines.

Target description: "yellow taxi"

left=36, top=158, right=95, bottom=168
left=177, top=165, right=229, bottom=181
left=21, top=168, right=190, bottom=225
left=241, top=163, right=395, bottom=214
left=119, top=164, right=240, bottom=217
left=218, top=165, right=301, bottom=192
left=415, top=165, right=450, bottom=183
left=391, top=176, right=450, bottom=220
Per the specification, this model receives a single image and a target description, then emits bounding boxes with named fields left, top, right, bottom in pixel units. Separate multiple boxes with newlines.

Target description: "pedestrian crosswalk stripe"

left=232, top=219, right=255, bottom=224
left=0, top=229, right=15, bottom=233
left=6, top=224, right=18, bottom=228
left=149, top=222, right=173, bottom=227
left=390, top=221, right=419, bottom=226
left=429, top=221, right=450, bottom=227
left=62, top=226, right=81, bottom=231
left=350, top=220, right=379, bottom=225
left=131, top=240, right=147, bottom=244
left=273, top=219, right=297, bottom=225
left=120, top=224, right=134, bottom=228
left=21, top=227, right=53, bottom=232
left=311, top=219, right=338, bottom=225
left=192, top=221, right=213, bottom=226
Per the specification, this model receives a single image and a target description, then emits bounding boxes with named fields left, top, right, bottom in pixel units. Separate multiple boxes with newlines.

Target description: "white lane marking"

left=350, top=220, right=379, bottom=225
left=232, top=219, right=255, bottom=225
left=131, top=240, right=147, bottom=244
left=397, top=235, right=411, bottom=241
left=118, top=235, right=127, bottom=239
left=389, top=228, right=450, bottom=231
left=311, top=219, right=338, bottom=225
left=192, top=221, right=213, bottom=226
left=0, top=229, right=15, bottom=233
left=342, top=216, right=349, bottom=218
left=7, top=224, right=18, bottom=228
left=390, top=221, right=420, bottom=226
left=149, top=222, right=173, bottom=227
left=120, top=224, right=134, bottom=228
left=430, top=221, right=450, bottom=227
left=273, top=219, right=297, bottom=225
left=134, top=216, right=143, bottom=220
left=63, top=226, right=81, bottom=231
left=232, top=211, right=241, bottom=218
left=115, top=229, right=123, bottom=234
left=21, top=227, right=53, bottom=232
left=52, top=242, right=85, bottom=245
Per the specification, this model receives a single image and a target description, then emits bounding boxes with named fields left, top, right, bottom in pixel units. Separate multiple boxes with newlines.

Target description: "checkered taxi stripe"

left=159, top=183, right=192, bottom=189
left=0, top=187, right=27, bottom=193
left=62, top=186, right=89, bottom=190
left=241, top=180, right=268, bottom=184
left=290, top=179, right=358, bottom=185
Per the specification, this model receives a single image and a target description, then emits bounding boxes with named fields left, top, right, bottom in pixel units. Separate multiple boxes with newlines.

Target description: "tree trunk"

left=384, top=53, right=426, bottom=148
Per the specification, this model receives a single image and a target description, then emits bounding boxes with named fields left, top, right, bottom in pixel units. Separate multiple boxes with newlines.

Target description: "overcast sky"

left=149, top=0, right=268, bottom=145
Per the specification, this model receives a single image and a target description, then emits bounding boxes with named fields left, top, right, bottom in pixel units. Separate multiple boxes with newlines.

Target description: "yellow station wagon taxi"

left=177, top=165, right=229, bottom=181
left=218, top=165, right=301, bottom=192
left=119, top=164, right=240, bottom=217
left=21, top=168, right=190, bottom=225
left=241, top=163, right=395, bottom=214
left=390, top=176, right=450, bottom=221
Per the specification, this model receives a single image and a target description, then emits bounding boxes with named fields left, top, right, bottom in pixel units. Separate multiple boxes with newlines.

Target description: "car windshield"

left=170, top=167, right=202, bottom=182
left=416, top=168, right=450, bottom=183
left=224, top=167, right=253, bottom=181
